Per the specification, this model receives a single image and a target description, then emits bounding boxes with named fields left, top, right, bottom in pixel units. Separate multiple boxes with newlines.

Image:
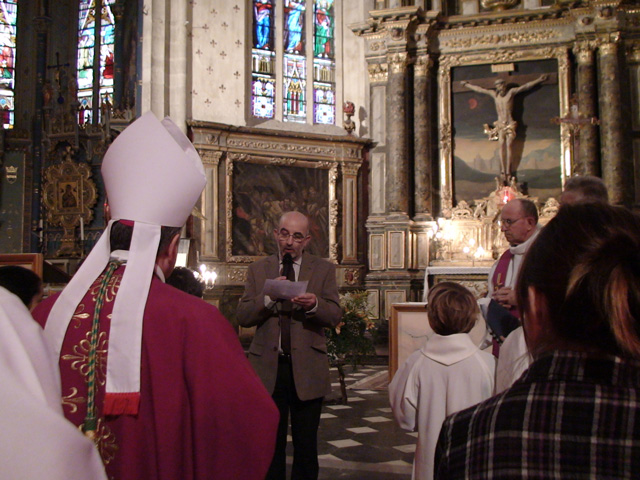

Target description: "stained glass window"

left=283, top=55, right=306, bottom=122
left=77, top=0, right=115, bottom=125
left=0, top=1, right=17, bottom=129
left=251, top=0, right=275, bottom=119
left=313, top=0, right=334, bottom=125
left=251, top=0, right=337, bottom=125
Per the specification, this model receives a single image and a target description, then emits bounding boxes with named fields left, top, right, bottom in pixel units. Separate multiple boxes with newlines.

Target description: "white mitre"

left=45, top=112, right=206, bottom=415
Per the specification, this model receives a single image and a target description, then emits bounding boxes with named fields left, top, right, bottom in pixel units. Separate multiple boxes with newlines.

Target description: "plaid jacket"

left=435, top=351, right=640, bottom=479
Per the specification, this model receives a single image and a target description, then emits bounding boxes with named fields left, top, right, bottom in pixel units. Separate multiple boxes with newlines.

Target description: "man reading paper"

left=237, top=211, right=342, bottom=480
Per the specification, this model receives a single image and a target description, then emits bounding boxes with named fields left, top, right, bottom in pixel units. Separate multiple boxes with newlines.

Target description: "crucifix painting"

left=452, top=60, right=562, bottom=204
left=460, top=74, right=547, bottom=183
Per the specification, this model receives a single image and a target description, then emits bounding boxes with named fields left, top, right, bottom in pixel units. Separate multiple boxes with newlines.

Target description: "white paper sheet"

left=263, top=279, right=308, bottom=300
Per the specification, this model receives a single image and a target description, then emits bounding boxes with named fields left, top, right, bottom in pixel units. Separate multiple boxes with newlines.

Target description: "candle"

left=80, top=217, right=84, bottom=242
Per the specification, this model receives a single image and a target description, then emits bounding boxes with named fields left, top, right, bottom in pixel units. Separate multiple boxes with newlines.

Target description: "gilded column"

left=575, top=42, right=599, bottom=175
left=598, top=38, right=628, bottom=205
left=341, top=162, right=361, bottom=264
left=413, top=54, right=433, bottom=220
left=386, top=51, right=410, bottom=216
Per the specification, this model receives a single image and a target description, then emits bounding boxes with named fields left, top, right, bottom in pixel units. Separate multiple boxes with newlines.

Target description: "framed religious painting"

left=438, top=48, right=573, bottom=213
left=225, top=153, right=338, bottom=263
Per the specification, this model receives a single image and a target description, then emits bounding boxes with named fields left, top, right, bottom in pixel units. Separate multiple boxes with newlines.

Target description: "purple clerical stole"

left=492, top=249, right=520, bottom=319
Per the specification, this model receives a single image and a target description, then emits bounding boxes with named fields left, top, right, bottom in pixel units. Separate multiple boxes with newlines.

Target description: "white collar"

left=421, top=333, right=480, bottom=366
left=111, top=250, right=166, bottom=282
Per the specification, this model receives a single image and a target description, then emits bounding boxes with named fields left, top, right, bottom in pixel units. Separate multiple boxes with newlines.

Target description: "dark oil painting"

left=231, top=161, right=329, bottom=258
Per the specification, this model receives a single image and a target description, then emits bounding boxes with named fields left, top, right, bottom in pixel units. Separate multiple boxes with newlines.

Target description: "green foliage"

left=326, top=291, right=377, bottom=368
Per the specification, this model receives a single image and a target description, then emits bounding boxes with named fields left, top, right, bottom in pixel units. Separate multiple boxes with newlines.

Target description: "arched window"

left=251, top=0, right=336, bottom=125
left=77, top=0, right=115, bottom=125
left=0, top=0, right=17, bottom=129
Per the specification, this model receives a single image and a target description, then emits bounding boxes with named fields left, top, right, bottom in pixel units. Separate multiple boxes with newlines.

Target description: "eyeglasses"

left=277, top=230, right=307, bottom=243
left=499, top=217, right=523, bottom=228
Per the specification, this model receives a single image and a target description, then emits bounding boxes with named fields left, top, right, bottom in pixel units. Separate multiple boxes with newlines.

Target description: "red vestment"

left=34, top=266, right=278, bottom=480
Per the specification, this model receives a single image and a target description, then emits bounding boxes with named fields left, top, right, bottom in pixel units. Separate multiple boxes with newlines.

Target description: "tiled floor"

left=285, top=364, right=414, bottom=479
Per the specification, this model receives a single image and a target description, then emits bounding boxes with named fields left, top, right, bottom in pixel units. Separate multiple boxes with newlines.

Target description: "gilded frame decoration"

left=225, top=153, right=338, bottom=264
left=438, top=46, right=572, bottom=214
left=42, top=157, right=98, bottom=257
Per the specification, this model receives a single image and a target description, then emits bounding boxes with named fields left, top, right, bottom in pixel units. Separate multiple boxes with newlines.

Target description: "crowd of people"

left=1, top=109, right=638, bottom=480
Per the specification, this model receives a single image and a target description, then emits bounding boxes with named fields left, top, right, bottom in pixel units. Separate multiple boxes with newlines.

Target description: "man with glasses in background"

left=487, top=198, right=540, bottom=316
left=238, top=211, right=342, bottom=480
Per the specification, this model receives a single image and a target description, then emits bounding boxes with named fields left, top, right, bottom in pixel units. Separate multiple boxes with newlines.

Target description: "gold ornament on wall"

left=42, top=154, right=98, bottom=257
left=480, top=0, right=520, bottom=10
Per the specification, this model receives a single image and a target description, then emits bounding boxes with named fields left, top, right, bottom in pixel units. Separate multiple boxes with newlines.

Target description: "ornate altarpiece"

left=352, top=2, right=640, bottom=319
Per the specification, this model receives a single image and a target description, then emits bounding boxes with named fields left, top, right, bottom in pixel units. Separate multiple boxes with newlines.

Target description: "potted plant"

left=326, top=291, right=377, bottom=402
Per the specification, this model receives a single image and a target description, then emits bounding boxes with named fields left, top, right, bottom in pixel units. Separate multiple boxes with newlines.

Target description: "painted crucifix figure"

left=461, top=74, right=548, bottom=183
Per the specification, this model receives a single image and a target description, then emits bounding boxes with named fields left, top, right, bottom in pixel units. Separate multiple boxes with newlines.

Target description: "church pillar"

left=385, top=51, right=409, bottom=216
left=413, top=53, right=433, bottom=221
left=168, top=0, right=188, bottom=131
left=31, top=14, right=51, bottom=252
left=150, top=0, right=166, bottom=116
left=598, top=38, right=628, bottom=205
left=574, top=42, right=599, bottom=176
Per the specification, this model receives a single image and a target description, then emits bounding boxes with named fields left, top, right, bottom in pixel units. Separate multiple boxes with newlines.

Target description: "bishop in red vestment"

left=34, top=112, right=278, bottom=480
left=34, top=265, right=278, bottom=479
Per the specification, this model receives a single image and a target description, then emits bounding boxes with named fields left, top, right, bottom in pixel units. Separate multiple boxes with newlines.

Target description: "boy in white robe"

left=389, top=282, right=496, bottom=480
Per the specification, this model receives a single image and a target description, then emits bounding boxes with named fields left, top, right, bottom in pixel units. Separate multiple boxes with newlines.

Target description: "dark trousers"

left=266, top=357, right=323, bottom=480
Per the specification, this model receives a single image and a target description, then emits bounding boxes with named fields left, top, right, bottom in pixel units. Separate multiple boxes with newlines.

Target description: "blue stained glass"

left=253, top=0, right=274, bottom=50
left=284, top=0, right=305, bottom=54
left=252, top=2, right=276, bottom=119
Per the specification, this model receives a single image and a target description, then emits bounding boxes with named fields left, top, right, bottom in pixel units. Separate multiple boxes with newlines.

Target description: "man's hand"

left=292, top=293, right=317, bottom=311
left=493, top=286, right=517, bottom=308
left=275, top=276, right=287, bottom=281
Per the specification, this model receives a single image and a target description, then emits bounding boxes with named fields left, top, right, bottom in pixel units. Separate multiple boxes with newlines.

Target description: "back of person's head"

left=110, top=221, right=182, bottom=256
left=427, top=282, right=479, bottom=335
left=516, top=204, right=640, bottom=359
left=560, top=175, right=609, bottom=205
left=0, top=266, right=43, bottom=309
left=166, top=267, right=205, bottom=298
left=516, top=198, right=539, bottom=224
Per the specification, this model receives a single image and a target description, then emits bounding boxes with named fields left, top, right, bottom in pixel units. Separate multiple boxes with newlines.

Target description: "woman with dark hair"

left=435, top=203, right=640, bottom=479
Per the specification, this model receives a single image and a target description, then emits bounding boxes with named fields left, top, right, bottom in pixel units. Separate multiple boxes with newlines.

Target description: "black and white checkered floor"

left=285, top=364, right=414, bottom=479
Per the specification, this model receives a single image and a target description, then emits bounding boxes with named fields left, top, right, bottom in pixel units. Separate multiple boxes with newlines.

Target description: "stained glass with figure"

left=77, top=0, right=115, bottom=125
left=252, top=0, right=276, bottom=119
left=284, top=0, right=305, bottom=54
left=313, top=0, right=334, bottom=125
left=0, top=0, right=17, bottom=129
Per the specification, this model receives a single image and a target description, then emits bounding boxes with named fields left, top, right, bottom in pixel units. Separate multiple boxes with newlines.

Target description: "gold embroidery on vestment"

left=62, top=387, right=86, bottom=414
left=94, top=418, right=119, bottom=466
left=63, top=330, right=108, bottom=385
left=88, top=273, right=121, bottom=303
